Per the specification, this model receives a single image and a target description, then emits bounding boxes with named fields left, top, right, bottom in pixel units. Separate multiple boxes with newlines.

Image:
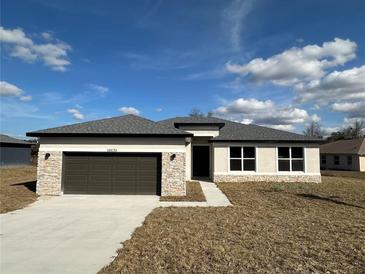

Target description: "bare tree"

left=346, top=120, right=364, bottom=138
left=303, top=121, right=323, bottom=138
left=189, top=108, right=207, bottom=118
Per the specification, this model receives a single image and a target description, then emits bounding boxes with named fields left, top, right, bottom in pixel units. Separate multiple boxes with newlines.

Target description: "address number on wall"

left=107, top=148, right=117, bottom=152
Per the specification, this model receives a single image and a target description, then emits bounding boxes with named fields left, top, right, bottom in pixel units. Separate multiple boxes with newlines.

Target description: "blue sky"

left=1, top=0, right=364, bottom=138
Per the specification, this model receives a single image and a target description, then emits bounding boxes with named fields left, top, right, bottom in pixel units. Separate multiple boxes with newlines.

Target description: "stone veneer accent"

left=37, top=151, right=63, bottom=195
left=161, top=152, right=186, bottom=196
left=213, top=174, right=321, bottom=183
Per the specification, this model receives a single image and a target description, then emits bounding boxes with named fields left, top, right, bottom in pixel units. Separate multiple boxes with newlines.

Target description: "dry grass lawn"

left=321, top=169, right=365, bottom=180
left=0, top=166, right=38, bottom=213
left=160, top=181, right=206, bottom=202
left=100, top=174, right=365, bottom=274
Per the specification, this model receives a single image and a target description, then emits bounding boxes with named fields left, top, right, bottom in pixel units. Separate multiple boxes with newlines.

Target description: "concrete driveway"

left=0, top=195, right=159, bottom=274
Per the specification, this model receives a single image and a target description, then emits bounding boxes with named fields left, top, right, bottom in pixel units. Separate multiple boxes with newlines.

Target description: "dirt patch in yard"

left=160, top=181, right=206, bottom=202
left=100, top=175, right=365, bottom=274
left=0, top=166, right=38, bottom=213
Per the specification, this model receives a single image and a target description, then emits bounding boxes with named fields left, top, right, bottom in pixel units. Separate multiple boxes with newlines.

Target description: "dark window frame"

left=321, top=155, right=326, bottom=165
left=334, top=155, right=340, bottom=165
left=347, top=155, right=352, bottom=165
left=229, top=146, right=256, bottom=172
left=277, top=146, right=305, bottom=172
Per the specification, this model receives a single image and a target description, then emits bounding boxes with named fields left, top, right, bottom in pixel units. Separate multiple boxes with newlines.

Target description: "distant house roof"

left=320, top=138, right=365, bottom=155
left=158, top=116, right=321, bottom=142
left=27, top=114, right=192, bottom=137
left=0, top=134, right=34, bottom=146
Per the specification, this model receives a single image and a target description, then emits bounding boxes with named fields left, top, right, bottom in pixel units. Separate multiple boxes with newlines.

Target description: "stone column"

left=37, top=151, right=63, bottom=195
left=161, top=152, right=186, bottom=196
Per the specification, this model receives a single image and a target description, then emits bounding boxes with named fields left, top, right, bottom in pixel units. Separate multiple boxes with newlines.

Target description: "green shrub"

left=272, top=184, right=285, bottom=192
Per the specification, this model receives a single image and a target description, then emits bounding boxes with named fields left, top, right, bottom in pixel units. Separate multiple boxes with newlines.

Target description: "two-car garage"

left=62, top=153, right=161, bottom=195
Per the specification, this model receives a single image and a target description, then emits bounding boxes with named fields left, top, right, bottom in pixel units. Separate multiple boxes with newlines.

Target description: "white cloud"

left=41, top=32, right=53, bottom=40
left=0, top=81, right=32, bottom=101
left=0, top=81, right=22, bottom=97
left=332, top=101, right=365, bottom=118
left=155, top=108, right=163, bottom=112
left=215, top=98, right=273, bottom=114
left=32, top=43, right=71, bottom=71
left=118, top=106, right=140, bottom=115
left=67, top=108, right=84, bottom=120
left=10, top=45, right=37, bottom=62
left=213, top=98, right=318, bottom=131
left=226, top=38, right=357, bottom=85
left=0, top=27, right=33, bottom=45
left=222, top=0, right=255, bottom=52
left=295, top=65, right=365, bottom=104
left=88, top=84, right=109, bottom=95
left=0, top=26, right=72, bottom=71
left=321, top=126, right=341, bottom=136
left=20, top=95, right=32, bottom=102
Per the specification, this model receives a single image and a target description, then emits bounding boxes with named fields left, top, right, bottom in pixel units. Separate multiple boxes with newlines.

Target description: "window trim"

left=276, top=146, right=305, bottom=173
left=228, top=146, right=256, bottom=172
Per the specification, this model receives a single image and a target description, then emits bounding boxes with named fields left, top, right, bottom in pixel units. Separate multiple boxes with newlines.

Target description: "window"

left=229, top=147, right=256, bottom=171
left=347, top=156, right=352, bottom=165
left=321, top=155, right=326, bottom=165
left=334, top=155, right=340, bottom=165
left=278, top=147, right=304, bottom=172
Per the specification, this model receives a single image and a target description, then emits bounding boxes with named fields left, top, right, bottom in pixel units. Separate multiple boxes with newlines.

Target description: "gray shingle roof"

left=0, top=134, right=34, bottom=145
left=27, top=115, right=192, bottom=137
left=320, top=138, right=365, bottom=155
left=158, top=116, right=321, bottom=142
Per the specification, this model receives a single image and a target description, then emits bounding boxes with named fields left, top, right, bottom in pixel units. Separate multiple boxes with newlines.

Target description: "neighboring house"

left=320, top=138, right=365, bottom=172
left=0, top=134, right=33, bottom=167
left=26, top=115, right=321, bottom=196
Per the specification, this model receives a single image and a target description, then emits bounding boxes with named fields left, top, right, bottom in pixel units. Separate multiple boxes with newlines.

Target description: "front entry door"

left=192, top=146, right=210, bottom=178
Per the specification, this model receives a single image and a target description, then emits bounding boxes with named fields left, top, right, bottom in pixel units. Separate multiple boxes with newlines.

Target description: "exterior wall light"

left=170, top=154, right=176, bottom=161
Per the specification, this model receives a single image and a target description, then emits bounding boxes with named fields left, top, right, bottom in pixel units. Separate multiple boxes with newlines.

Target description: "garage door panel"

left=63, top=153, right=160, bottom=195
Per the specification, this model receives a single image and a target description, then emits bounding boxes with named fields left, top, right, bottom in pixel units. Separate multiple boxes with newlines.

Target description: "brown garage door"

left=63, top=153, right=161, bottom=195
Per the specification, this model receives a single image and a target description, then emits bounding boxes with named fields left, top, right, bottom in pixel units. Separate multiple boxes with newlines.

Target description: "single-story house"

left=26, top=115, right=321, bottom=196
left=0, top=134, right=33, bottom=167
left=320, top=138, right=365, bottom=172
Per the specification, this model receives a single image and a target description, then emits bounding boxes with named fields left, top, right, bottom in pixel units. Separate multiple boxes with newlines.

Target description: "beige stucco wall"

left=306, top=147, right=320, bottom=173
left=213, top=145, right=228, bottom=173
left=257, top=146, right=277, bottom=173
left=212, top=143, right=321, bottom=182
left=321, top=154, right=361, bottom=171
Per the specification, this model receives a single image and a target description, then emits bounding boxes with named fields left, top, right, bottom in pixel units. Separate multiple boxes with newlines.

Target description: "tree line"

left=303, top=120, right=364, bottom=141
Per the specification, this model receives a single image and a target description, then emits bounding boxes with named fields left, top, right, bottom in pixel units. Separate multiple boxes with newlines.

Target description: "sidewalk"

left=159, top=181, right=231, bottom=207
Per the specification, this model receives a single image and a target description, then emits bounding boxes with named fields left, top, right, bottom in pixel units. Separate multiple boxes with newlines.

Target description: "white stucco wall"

left=213, top=142, right=320, bottom=175
left=178, top=126, right=220, bottom=137
left=185, top=142, right=192, bottom=180
left=360, top=156, right=365, bottom=172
